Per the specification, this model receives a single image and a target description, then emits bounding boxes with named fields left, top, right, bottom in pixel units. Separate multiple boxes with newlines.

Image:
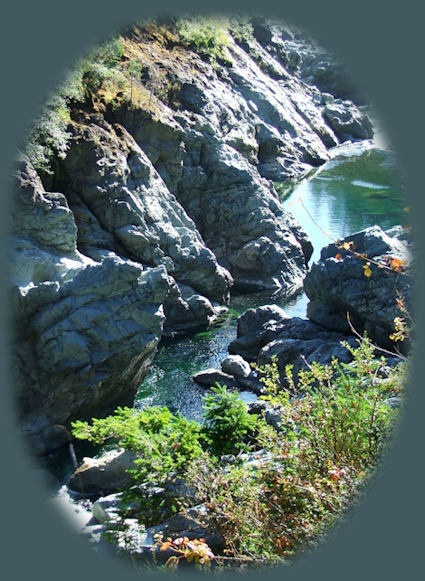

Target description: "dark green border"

left=1, top=1, right=423, bottom=580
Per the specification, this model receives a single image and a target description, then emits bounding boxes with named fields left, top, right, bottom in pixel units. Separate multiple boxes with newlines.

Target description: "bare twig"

left=346, top=312, right=406, bottom=361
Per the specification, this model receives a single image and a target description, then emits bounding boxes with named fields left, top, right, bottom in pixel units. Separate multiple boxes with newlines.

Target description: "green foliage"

left=201, top=384, right=256, bottom=456
left=258, top=339, right=403, bottom=470
left=24, top=38, right=125, bottom=174
left=127, top=58, right=143, bottom=79
left=228, top=16, right=254, bottom=45
left=71, top=338, right=405, bottom=565
left=72, top=406, right=203, bottom=487
left=175, top=17, right=229, bottom=63
left=189, top=340, right=405, bottom=561
left=91, top=38, right=123, bottom=68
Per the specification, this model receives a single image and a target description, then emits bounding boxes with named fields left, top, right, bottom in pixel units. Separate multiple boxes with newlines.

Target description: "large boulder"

left=304, top=226, right=412, bottom=349
left=69, top=449, right=138, bottom=495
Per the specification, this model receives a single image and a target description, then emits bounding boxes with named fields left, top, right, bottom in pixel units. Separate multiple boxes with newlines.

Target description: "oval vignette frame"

left=1, top=1, right=423, bottom=581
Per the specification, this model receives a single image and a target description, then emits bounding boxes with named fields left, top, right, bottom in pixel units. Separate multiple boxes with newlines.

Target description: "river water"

left=134, top=142, right=408, bottom=422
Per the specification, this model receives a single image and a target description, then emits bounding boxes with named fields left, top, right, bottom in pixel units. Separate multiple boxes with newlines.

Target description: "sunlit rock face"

left=10, top=17, right=374, bottom=453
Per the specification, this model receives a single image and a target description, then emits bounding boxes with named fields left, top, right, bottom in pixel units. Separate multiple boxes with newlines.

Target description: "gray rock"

left=323, top=100, right=373, bottom=141
left=237, top=304, right=289, bottom=337
left=60, top=113, right=232, bottom=303
left=192, top=369, right=240, bottom=389
left=69, top=449, right=139, bottom=495
left=163, top=280, right=218, bottom=336
left=304, top=226, right=412, bottom=349
left=221, top=355, right=251, bottom=378
left=11, top=159, right=173, bottom=453
left=228, top=305, right=290, bottom=361
left=92, top=493, right=123, bottom=524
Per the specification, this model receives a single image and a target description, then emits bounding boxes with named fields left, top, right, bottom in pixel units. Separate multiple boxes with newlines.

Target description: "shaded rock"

left=247, top=400, right=284, bottom=430
left=230, top=306, right=358, bottom=383
left=237, top=304, right=289, bottom=337
left=304, top=226, right=412, bottom=349
left=323, top=100, right=373, bottom=141
left=257, top=333, right=357, bottom=384
left=235, top=374, right=266, bottom=395
left=229, top=305, right=289, bottom=361
left=163, top=280, right=218, bottom=336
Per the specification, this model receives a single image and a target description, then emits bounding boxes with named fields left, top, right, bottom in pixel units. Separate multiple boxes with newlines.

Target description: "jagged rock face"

left=304, top=226, right=412, bottom=349
left=11, top=158, right=171, bottom=454
left=107, top=24, right=371, bottom=294
left=252, top=18, right=367, bottom=104
left=59, top=113, right=232, bottom=303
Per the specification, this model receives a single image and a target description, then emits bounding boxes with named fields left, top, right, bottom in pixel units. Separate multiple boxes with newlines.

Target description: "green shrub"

left=189, top=339, right=405, bottom=562
left=201, top=384, right=256, bottom=456
left=72, top=406, right=203, bottom=487
left=175, top=17, right=229, bottom=63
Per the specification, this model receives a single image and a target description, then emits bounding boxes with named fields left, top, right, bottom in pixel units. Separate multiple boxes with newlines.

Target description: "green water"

left=135, top=144, right=408, bottom=420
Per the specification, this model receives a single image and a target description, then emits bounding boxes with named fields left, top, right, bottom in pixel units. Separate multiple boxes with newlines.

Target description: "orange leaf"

left=390, top=258, right=406, bottom=271
left=363, top=264, right=372, bottom=277
left=161, top=542, right=172, bottom=551
left=335, top=253, right=342, bottom=262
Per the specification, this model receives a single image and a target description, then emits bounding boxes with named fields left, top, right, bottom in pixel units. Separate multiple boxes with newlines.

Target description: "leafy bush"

left=201, top=384, right=256, bottom=456
left=175, top=17, right=229, bottom=63
left=72, top=406, right=203, bottom=487
left=188, top=339, right=405, bottom=562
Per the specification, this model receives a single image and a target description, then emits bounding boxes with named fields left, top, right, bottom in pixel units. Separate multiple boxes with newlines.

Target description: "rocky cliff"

left=10, top=17, right=374, bottom=454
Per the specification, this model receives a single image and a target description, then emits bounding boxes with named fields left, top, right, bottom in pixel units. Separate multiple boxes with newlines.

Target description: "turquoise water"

left=282, top=145, right=407, bottom=263
left=135, top=144, right=408, bottom=420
